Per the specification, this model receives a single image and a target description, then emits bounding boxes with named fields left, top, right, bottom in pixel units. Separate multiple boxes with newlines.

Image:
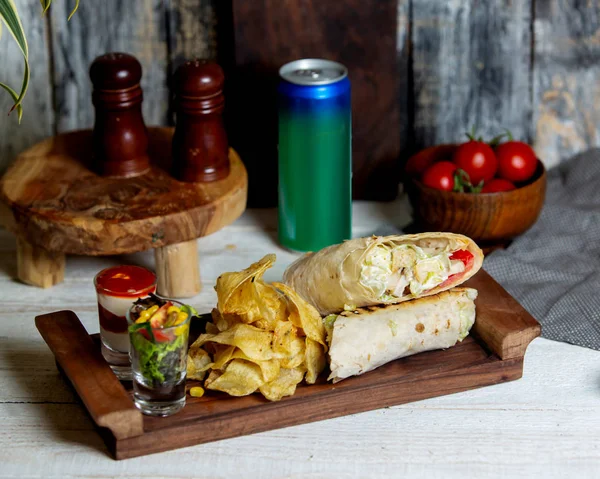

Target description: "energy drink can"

left=278, top=59, right=352, bottom=252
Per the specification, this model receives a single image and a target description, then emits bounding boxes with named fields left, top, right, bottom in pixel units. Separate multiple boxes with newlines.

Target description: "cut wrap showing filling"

left=360, top=244, right=474, bottom=302
left=282, top=233, right=483, bottom=316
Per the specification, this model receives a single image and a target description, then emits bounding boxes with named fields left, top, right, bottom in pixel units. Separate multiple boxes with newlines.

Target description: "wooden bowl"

left=405, top=145, right=547, bottom=245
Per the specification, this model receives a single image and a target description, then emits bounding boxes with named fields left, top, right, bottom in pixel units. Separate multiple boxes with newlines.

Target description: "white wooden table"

left=1, top=200, right=599, bottom=478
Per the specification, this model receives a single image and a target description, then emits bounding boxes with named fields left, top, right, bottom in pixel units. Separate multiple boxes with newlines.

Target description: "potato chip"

left=230, top=349, right=280, bottom=382
left=187, top=254, right=328, bottom=401
left=212, top=344, right=236, bottom=369
left=273, top=282, right=327, bottom=348
left=205, top=322, right=220, bottom=335
left=272, top=319, right=305, bottom=369
left=186, top=347, right=212, bottom=381
left=214, top=312, right=236, bottom=332
left=305, top=338, right=326, bottom=384
left=259, top=367, right=306, bottom=401
left=205, top=359, right=265, bottom=396
left=204, top=369, right=222, bottom=388
left=192, top=323, right=274, bottom=361
left=216, top=255, right=275, bottom=324
left=252, top=281, right=286, bottom=330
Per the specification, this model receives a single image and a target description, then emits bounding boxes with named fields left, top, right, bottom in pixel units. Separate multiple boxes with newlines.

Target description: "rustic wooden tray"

left=35, top=270, right=540, bottom=460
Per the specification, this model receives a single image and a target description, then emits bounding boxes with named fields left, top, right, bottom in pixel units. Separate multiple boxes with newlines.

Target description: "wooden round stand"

left=0, top=127, right=247, bottom=298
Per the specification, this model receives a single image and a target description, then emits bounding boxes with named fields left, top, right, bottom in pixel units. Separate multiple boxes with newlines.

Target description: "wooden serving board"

left=35, top=270, right=540, bottom=460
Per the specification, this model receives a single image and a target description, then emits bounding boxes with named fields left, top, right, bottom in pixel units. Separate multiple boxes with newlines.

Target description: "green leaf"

left=40, top=0, right=79, bottom=20
left=67, top=0, right=79, bottom=20
left=40, top=0, right=52, bottom=14
left=0, top=0, right=30, bottom=121
left=1, top=0, right=80, bottom=120
left=0, top=81, right=23, bottom=121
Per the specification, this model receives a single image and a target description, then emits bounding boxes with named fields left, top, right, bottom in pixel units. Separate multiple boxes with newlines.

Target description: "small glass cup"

left=126, top=298, right=192, bottom=417
left=94, top=265, right=157, bottom=381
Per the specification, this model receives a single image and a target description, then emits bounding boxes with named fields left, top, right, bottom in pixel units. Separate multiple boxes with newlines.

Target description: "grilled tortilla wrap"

left=283, top=232, right=483, bottom=315
left=325, top=287, right=477, bottom=382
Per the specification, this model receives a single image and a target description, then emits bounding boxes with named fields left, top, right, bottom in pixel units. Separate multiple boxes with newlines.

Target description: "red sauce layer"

left=98, top=303, right=128, bottom=333
left=95, top=265, right=156, bottom=297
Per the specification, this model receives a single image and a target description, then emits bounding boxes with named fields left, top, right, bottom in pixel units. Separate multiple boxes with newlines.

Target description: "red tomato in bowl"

left=452, top=140, right=498, bottom=184
left=496, top=141, right=537, bottom=182
left=421, top=161, right=457, bottom=191
left=481, top=178, right=516, bottom=193
left=405, top=145, right=457, bottom=177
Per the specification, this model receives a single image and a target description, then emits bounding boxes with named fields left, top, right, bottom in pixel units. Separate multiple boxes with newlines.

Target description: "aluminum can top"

left=279, top=59, right=348, bottom=86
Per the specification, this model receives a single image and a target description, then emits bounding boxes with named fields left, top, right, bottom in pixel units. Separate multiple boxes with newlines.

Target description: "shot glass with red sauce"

left=94, top=265, right=157, bottom=380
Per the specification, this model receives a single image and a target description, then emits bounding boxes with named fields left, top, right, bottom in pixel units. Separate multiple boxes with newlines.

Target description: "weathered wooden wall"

left=1, top=0, right=599, bottom=195
left=533, top=0, right=600, bottom=167
left=412, top=0, right=532, bottom=148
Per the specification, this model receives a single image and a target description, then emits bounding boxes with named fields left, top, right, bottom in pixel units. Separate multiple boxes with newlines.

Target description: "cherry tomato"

left=452, top=141, right=497, bottom=184
left=449, top=250, right=474, bottom=271
left=435, top=250, right=474, bottom=290
left=139, top=329, right=172, bottom=343
left=421, top=161, right=457, bottom=191
left=481, top=178, right=516, bottom=193
left=496, top=141, right=537, bottom=182
left=405, top=145, right=457, bottom=177
left=153, top=330, right=172, bottom=343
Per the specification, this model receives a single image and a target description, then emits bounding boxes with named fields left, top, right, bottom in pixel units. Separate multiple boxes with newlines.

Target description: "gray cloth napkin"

left=484, top=150, right=600, bottom=350
left=375, top=150, right=600, bottom=350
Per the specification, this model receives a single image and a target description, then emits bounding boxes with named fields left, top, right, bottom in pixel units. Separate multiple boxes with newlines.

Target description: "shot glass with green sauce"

left=126, top=295, right=195, bottom=417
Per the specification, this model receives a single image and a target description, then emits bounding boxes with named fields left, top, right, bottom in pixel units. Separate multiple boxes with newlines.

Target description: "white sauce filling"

left=359, top=244, right=465, bottom=300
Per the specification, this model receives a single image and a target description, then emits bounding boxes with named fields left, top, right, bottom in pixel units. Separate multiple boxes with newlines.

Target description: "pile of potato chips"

left=187, top=254, right=327, bottom=401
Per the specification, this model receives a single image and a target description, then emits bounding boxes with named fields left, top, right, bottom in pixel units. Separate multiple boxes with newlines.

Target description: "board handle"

left=35, top=310, right=144, bottom=439
left=467, top=270, right=541, bottom=360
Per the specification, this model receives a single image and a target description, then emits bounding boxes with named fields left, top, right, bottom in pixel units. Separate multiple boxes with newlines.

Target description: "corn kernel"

left=174, top=311, right=188, bottom=325
left=140, top=305, right=159, bottom=319
left=174, top=324, right=188, bottom=336
left=189, top=386, right=204, bottom=398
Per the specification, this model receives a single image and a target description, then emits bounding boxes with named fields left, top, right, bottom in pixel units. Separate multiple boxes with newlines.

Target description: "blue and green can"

left=277, top=59, right=352, bottom=252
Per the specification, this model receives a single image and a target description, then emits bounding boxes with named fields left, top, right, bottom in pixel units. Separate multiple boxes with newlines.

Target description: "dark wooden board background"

left=228, top=0, right=403, bottom=205
left=1, top=0, right=599, bottom=205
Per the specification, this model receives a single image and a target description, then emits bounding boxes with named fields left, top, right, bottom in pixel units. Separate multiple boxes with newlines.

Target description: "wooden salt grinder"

left=171, top=60, right=230, bottom=182
left=89, top=53, right=150, bottom=177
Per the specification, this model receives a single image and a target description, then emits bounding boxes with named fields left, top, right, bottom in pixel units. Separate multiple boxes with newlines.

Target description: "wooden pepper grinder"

left=89, top=53, right=150, bottom=177
left=171, top=60, right=230, bottom=182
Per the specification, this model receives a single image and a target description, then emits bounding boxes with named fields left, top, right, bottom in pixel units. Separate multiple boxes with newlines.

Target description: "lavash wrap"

left=326, top=287, right=478, bottom=382
left=283, top=233, right=483, bottom=316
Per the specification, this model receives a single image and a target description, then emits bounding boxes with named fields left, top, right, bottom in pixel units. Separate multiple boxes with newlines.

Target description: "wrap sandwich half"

left=283, top=233, right=483, bottom=316
left=325, top=287, right=477, bottom=382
